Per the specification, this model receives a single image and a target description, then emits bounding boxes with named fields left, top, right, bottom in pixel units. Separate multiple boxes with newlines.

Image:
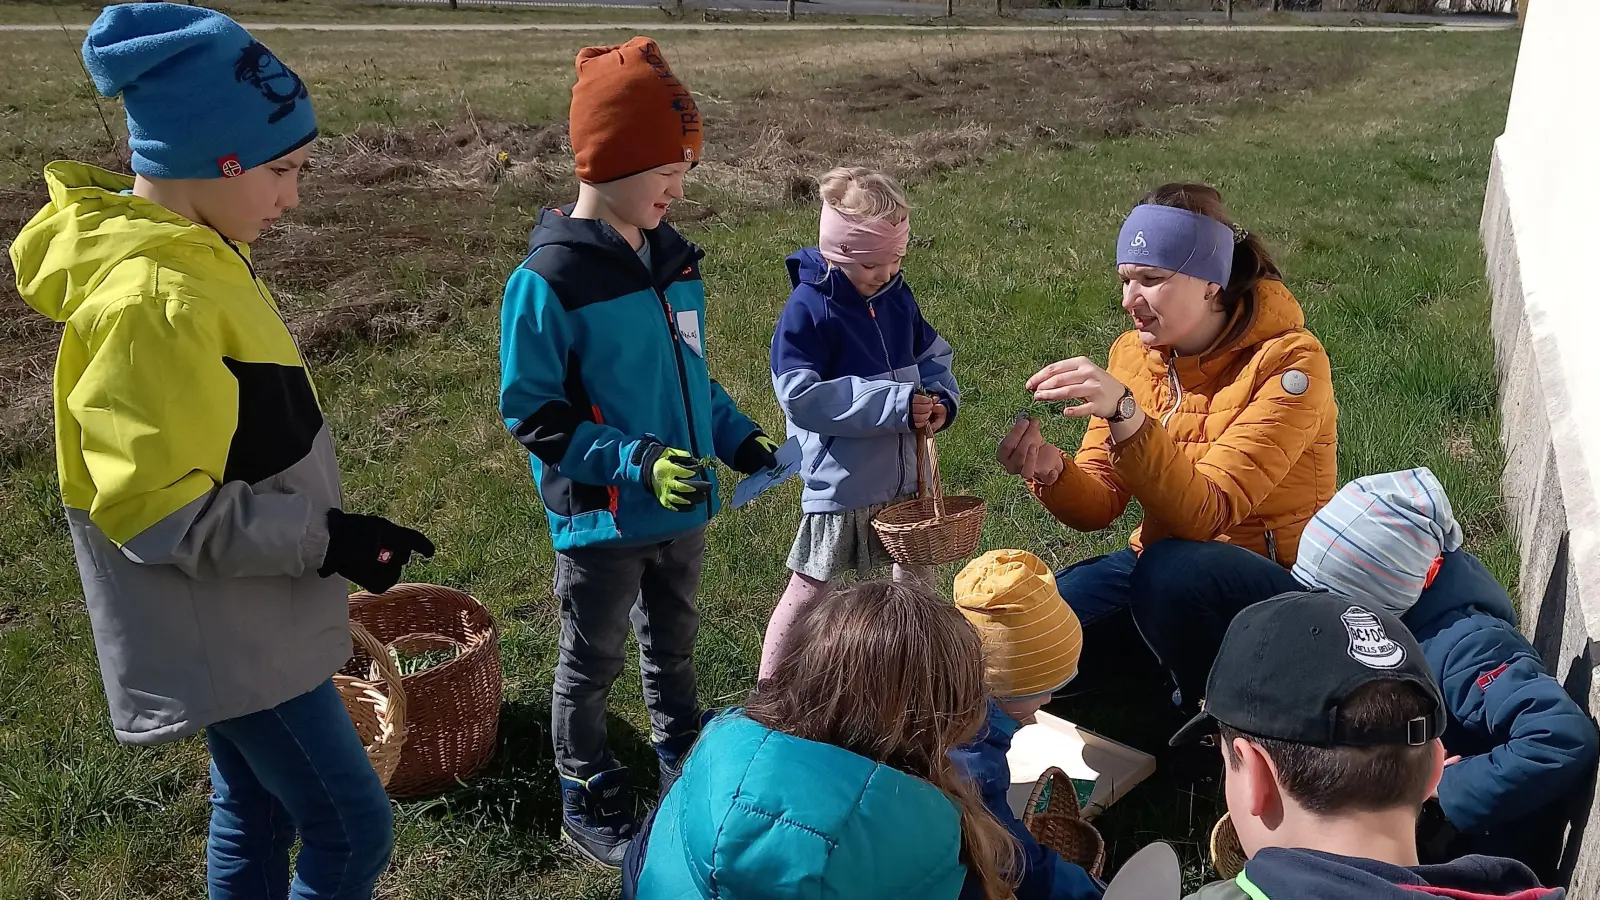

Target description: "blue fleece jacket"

left=950, top=701, right=1104, bottom=900
left=629, top=711, right=970, bottom=900
left=499, top=208, right=762, bottom=551
left=1404, top=551, right=1599, bottom=856
left=770, top=248, right=959, bottom=514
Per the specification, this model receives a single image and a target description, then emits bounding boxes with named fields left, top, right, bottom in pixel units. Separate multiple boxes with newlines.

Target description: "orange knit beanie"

left=569, top=37, right=703, bottom=185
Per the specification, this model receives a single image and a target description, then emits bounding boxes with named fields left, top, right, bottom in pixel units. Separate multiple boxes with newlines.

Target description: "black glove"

left=320, top=509, right=436, bottom=594
left=730, top=431, right=781, bottom=475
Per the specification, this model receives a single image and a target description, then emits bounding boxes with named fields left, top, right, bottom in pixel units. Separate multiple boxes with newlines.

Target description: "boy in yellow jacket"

left=9, top=5, right=431, bottom=897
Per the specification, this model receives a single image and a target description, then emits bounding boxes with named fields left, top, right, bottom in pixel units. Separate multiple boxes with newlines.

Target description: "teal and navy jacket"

left=627, top=711, right=970, bottom=900
left=1186, top=847, right=1561, bottom=900
left=499, top=208, right=762, bottom=551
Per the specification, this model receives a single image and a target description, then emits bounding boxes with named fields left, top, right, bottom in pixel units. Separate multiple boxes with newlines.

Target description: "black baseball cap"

left=1170, top=591, right=1447, bottom=748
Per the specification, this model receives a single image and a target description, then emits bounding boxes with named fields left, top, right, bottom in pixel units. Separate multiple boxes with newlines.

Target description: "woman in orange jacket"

left=997, top=184, right=1337, bottom=707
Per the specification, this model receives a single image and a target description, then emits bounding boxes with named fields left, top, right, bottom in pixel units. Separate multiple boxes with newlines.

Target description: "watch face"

left=1119, top=394, right=1138, bottom=419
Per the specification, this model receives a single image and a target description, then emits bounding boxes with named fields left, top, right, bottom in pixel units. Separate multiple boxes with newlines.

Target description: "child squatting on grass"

left=951, top=550, right=1104, bottom=900
left=624, top=579, right=1020, bottom=900
left=761, top=167, right=961, bottom=680
left=9, top=4, right=435, bottom=898
left=496, top=38, right=779, bottom=868
left=1174, top=592, right=1565, bottom=900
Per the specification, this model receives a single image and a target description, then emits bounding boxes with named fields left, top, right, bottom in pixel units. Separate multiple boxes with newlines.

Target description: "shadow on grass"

left=393, top=698, right=659, bottom=864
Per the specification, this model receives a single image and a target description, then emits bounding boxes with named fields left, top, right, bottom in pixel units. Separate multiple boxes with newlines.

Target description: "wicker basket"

left=345, top=584, right=502, bottom=798
left=1021, top=767, right=1106, bottom=879
left=335, top=621, right=408, bottom=788
left=872, top=429, right=987, bottom=567
left=1210, top=813, right=1247, bottom=880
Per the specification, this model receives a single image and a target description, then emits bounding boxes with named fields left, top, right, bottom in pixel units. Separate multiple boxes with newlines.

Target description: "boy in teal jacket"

left=497, top=37, right=776, bottom=867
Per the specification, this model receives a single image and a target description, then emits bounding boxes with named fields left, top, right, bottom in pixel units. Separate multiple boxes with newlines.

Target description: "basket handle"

left=351, top=621, right=407, bottom=705
left=916, top=427, right=946, bottom=517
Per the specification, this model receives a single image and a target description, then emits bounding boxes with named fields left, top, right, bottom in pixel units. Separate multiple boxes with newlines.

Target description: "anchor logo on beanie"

left=1342, top=606, right=1406, bottom=669
left=234, top=40, right=309, bottom=125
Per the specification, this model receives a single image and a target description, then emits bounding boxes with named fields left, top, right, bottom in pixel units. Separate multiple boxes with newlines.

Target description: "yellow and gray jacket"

left=9, top=162, right=350, bottom=746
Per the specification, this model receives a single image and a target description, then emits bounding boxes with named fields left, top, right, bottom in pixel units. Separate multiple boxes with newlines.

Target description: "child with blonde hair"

left=762, top=167, right=960, bottom=679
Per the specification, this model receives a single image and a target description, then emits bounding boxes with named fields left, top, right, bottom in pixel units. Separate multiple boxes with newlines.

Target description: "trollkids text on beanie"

left=82, top=3, right=317, bottom=180
left=569, top=37, right=703, bottom=185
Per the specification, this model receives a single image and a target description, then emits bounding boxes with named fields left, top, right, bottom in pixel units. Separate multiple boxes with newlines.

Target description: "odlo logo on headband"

left=1129, top=231, right=1149, bottom=254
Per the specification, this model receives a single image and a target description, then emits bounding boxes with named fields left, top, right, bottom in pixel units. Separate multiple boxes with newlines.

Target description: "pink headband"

left=818, top=201, right=910, bottom=266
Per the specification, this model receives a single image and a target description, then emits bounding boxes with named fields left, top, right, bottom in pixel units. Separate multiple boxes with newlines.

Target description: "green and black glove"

left=640, top=443, right=712, bottom=511
left=731, top=431, right=782, bottom=475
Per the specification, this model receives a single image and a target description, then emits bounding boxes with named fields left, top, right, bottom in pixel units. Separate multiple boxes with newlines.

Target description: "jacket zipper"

left=1161, top=356, right=1184, bottom=428
left=866, top=298, right=909, bottom=499
left=1265, top=530, right=1279, bottom=565
left=654, top=281, right=703, bottom=463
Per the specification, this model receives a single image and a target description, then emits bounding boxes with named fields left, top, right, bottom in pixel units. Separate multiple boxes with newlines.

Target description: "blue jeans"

left=205, top=679, right=394, bottom=900
left=1056, top=540, right=1299, bottom=707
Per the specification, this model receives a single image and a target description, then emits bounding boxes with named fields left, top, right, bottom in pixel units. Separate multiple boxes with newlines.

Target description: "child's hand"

left=927, top=399, right=949, bottom=433
left=911, top=392, right=937, bottom=430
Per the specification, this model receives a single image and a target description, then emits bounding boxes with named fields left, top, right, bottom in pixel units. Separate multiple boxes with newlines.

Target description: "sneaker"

left=655, top=730, right=699, bottom=799
left=559, top=768, right=637, bottom=869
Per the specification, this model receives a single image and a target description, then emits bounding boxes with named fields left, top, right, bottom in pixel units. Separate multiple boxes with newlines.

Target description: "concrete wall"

left=1482, top=0, right=1600, bottom=889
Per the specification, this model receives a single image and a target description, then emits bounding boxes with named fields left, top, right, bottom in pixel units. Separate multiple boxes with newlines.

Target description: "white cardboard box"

left=1005, top=710, right=1157, bottom=821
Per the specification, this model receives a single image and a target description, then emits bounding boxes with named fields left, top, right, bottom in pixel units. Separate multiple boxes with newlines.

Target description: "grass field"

left=0, top=20, right=1518, bottom=900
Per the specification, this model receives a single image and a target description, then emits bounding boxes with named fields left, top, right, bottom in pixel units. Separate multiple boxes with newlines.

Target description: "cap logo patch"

left=234, top=40, right=309, bottom=125
left=1342, top=606, right=1405, bottom=669
left=218, top=155, right=244, bottom=178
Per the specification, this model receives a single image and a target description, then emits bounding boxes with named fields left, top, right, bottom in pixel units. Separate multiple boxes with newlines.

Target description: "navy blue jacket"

left=950, top=701, right=1104, bottom=900
left=770, top=248, right=959, bottom=514
left=1405, top=550, right=1598, bottom=863
left=1186, top=847, right=1561, bottom=900
left=499, top=209, right=761, bottom=551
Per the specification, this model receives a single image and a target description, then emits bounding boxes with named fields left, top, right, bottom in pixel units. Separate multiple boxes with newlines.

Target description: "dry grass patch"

left=1, top=31, right=1369, bottom=458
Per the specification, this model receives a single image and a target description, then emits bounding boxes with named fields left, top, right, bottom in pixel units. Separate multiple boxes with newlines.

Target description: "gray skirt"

left=787, top=501, right=902, bottom=582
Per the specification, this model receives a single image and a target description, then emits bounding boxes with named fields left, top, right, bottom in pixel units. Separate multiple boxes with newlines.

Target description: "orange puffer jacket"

left=1032, top=280, right=1337, bottom=567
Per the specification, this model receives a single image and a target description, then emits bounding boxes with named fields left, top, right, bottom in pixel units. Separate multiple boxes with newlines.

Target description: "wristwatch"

left=1105, top=387, right=1139, bottom=424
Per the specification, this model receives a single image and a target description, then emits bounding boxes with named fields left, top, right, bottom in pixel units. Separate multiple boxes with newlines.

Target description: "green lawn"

left=0, top=25, right=1518, bottom=899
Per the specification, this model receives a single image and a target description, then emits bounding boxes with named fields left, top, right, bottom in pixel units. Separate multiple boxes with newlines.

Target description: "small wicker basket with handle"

left=1021, top=766, right=1107, bottom=879
left=345, top=584, right=502, bottom=798
left=1210, top=813, right=1247, bottom=880
left=872, top=428, right=986, bottom=566
left=335, top=621, right=408, bottom=789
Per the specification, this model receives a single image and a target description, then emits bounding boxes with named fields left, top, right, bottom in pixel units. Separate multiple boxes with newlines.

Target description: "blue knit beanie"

left=83, top=3, right=317, bottom=180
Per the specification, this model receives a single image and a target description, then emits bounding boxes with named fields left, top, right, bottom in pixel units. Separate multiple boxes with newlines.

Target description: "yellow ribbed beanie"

left=955, top=549, right=1083, bottom=699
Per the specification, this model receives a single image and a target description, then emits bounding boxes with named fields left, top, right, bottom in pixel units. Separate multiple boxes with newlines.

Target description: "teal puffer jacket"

left=635, top=711, right=971, bottom=899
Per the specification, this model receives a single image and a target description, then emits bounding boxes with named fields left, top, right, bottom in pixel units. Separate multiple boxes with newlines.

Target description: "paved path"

left=0, top=19, right=1515, bottom=32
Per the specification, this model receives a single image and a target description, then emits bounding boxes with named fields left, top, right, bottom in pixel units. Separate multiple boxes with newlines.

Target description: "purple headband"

left=1116, top=204, right=1235, bottom=287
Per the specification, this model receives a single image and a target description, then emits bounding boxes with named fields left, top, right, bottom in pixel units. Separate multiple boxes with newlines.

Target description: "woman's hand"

left=997, top=418, right=1065, bottom=485
left=1027, top=357, right=1128, bottom=419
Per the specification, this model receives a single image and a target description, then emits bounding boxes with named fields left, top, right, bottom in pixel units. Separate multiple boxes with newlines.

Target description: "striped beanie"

left=955, top=550, right=1083, bottom=700
left=1292, top=468, right=1464, bottom=616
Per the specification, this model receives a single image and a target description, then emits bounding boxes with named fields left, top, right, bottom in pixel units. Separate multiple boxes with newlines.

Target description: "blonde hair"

left=818, top=166, right=910, bottom=224
left=747, top=579, right=1018, bottom=900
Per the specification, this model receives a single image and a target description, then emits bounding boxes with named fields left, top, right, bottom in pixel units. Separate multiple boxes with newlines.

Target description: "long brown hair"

left=746, top=579, right=1018, bottom=900
left=1141, top=183, right=1281, bottom=340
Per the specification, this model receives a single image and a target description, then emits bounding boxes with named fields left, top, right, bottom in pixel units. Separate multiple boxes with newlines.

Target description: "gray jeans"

left=552, top=530, right=705, bottom=779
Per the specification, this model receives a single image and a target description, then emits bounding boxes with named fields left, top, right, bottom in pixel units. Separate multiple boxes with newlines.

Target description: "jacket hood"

left=1241, top=847, right=1561, bottom=900
left=528, top=205, right=696, bottom=284
left=10, top=161, right=223, bottom=323
left=786, top=246, right=903, bottom=301
left=646, top=711, right=968, bottom=899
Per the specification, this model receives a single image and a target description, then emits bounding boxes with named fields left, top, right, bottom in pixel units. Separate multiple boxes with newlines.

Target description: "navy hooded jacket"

left=1186, top=847, right=1561, bottom=900
left=770, top=248, right=959, bottom=514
